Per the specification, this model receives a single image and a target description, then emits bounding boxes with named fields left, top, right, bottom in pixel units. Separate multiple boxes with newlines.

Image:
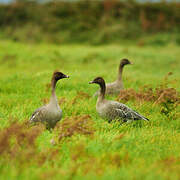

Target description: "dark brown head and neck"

left=51, top=71, right=69, bottom=94
left=89, top=77, right=106, bottom=99
left=118, top=58, right=132, bottom=81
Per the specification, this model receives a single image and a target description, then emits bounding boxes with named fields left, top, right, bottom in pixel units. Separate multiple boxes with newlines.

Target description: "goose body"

left=96, top=99, right=149, bottom=123
left=93, top=59, right=132, bottom=96
left=90, top=77, right=149, bottom=123
left=30, top=98, right=62, bottom=129
left=30, top=71, right=69, bottom=129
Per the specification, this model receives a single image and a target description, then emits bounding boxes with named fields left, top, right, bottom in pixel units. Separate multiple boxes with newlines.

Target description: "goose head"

left=89, top=77, right=106, bottom=99
left=53, top=71, right=69, bottom=81
left=120, top=58, right=132, bottom=66
left=89, top=77, right=105, bottom=85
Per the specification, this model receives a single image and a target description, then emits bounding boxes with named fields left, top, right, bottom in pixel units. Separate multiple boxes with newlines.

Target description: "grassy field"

left=0, top=40, right=179, bottom=180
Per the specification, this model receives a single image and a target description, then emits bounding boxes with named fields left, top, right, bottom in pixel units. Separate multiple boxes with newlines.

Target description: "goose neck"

left=50, top=78, right=58, bottom=105
left=118, top=64, right=124, bottom=81
left=98, top=81, right=106, bottom=101
left=51, top=78, right=57, bottom=95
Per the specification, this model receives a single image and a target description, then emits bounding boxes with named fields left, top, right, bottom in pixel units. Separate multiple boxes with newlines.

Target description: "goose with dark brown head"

left=29, top=71, right=69, bottom=129
left=93, top=58, right=132, bottom=97
left=90, top=77, right=149, bottom=123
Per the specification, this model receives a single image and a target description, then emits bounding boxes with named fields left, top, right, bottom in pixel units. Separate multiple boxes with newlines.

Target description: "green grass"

left=0, top=40, right=179, bottom=180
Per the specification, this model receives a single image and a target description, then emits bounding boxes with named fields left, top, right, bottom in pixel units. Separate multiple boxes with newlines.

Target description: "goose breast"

left=30, top=105, right=62, bottom=128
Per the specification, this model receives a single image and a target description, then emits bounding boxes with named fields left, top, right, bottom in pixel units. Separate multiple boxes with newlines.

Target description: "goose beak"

left=89, top=81, right=94, bottom=84
left=130, top=62, right=133, bottom=65
left=65, top=75, right=70, bottom=78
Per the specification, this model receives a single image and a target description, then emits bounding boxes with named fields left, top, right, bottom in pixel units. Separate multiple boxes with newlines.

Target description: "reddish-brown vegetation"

left=0, top=120, right=63, bottom=168
left=70, top=91, right=91, bottom=105
left=0, top=121, right=45, bottom=166
left=117, top=73, right=179, bottom=119
left=158, top=156, right=180, bottom=178
left=117, top=86, right=179, bottom=119
left=55, top=115, right=94, bottom=141
left=117, top=87, right=179, bottom=105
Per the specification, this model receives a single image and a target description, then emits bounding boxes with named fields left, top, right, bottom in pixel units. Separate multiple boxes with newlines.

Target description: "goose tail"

left=142, top=116, right=149, bottom=122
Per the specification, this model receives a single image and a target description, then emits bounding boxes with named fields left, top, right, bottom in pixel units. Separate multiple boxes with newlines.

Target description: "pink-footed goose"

left=90, top=77, right=149, bottom=123
left=30, top=71, right=69, bottom=129
left=93, top=59, right=132, bottom=97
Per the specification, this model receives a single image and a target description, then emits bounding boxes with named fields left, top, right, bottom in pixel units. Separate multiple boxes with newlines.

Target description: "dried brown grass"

left=70, top=91, right=91, bottom=105
left=117, top=87, right=179, bottom=105
left=117, top=73, right=179, bottom=107
left=55, top=115, right=94, bottom=141
left=117, top=74, right=179, bottom=118
left=158, top=156, right=180, bottom=178
left=0, top=121, right=44, bottom=164
left=0, top=120, right=63, bottom=168
left=80, top=151, right=130, bottom=176
left=0, top=122, right=42, bottom=154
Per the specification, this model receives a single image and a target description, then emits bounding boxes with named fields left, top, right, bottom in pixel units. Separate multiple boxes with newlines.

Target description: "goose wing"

left=30, top=106, right=46, bottom=123
left=111, top=101, right=149, bottom=122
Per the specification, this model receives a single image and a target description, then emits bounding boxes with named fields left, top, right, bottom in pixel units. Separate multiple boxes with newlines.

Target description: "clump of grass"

left=160, top=156, right=180, bottom=168
left=68, top=140, right=130, bottom=176
left=0, top=120, right=63, bottom=168
left=55, top=115, right=94, bottom=142
left=76, top=91, right=91, bottom=99
left=0, top=121, right=44, bottom=159
left=117, top=73, right=179, bottom=118
left=69, top=91, right=91, bottom=106
left=117, top=87, right=179, bottom=119
left=117, top=87, right=179, bottom=105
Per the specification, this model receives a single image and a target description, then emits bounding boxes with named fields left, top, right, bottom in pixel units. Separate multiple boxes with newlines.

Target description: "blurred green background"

left=0, top=0, right=179, bottom=45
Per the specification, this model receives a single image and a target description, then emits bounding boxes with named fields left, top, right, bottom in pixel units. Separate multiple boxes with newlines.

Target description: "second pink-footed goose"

left=90, top=77, right=149, bottom=123
left=30, top=71, right=69, bottom=129
left=93, top=59, right=132, bottom=97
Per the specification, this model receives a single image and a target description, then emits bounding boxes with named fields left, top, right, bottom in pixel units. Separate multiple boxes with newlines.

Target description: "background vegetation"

left=0, top=0, right=179, bottom=44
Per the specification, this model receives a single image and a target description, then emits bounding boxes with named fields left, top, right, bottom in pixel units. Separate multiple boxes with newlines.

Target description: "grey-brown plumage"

left=90, top=77, right=149, bottom=123
left=93, top=59, right=132, bottom=97
left=30, top=71, right=69, bottom=129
